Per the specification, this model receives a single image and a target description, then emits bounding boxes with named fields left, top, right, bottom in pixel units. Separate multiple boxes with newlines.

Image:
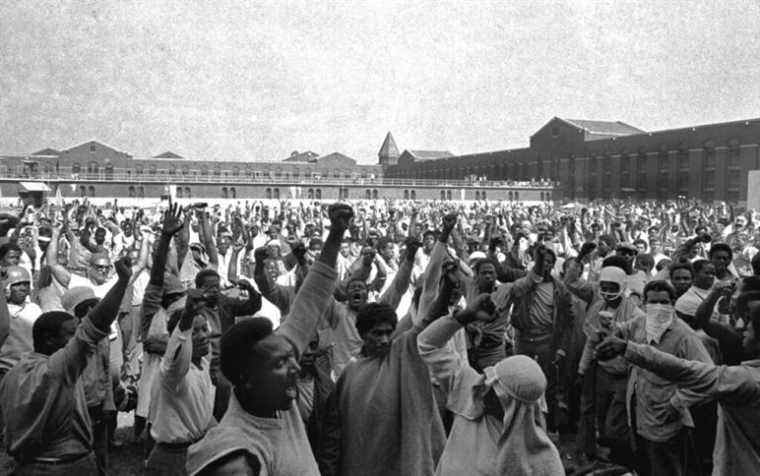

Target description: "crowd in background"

left=0, top=196, right=759, bottom=475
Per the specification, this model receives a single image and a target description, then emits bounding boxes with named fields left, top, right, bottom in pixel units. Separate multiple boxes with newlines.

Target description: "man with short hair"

left=609, top=280, right=712, bottom=476
left=597, top=300, right=760, bottom=476
left=186, top=202, right=352, bottom=476
left=0, top=257, right=130, bottom=474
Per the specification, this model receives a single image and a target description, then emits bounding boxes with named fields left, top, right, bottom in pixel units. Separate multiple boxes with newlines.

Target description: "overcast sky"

left=2, top=0, right=760, bottom=163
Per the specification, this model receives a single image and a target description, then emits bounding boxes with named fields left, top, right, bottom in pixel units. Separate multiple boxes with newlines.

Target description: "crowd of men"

left=0, top=196, right=758, bottom=475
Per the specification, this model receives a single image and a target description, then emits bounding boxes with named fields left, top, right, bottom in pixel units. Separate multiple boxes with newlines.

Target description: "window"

left=372, top=190, right=378, bottom=199
left=441, top=190, right=446, bottom=200
left=315, top=189, right=321, bottom=199
left=475, top=191, right=480, bottom=200
left=72, top=163, right=81, bottom=175
left=88, top=185, right=95, bottom=196
left=404, top=190, right=409, bottom=199
left=221, top=187, right=228, bottom=198
left=636, top=154, right=647, bottom=193
left=230, top=187, right=236, bottom=199
left=184, top=187, right=191, bottom=198
left=182, top=166, right=189, bottom=176
left=167, top=167, right=175, bottom=176
left=551, top=126, right=560, bottom=138
left=481, top=190, right=486, bottom=200
left=105, top=163, right=114, bottom=180
left=308, top=189, right=314, bottom=199
left=677, top=150, right=689, bottom=194
left=136, top=165, right=143, bottom=176
left=139, top=186, right=145, bottom=198
left=508, top=191, right=514, bottom=200
left=446, top=190, right=452, bottom=200
left=87, top=162, right=99, bottom=176
left=176, top=187, right=183, bottom=199
left=273, top=188, right=279, bottom=199
left=266, top=188, right=272, bottom=199
left=232, top=166, right=240, bottom=177
left=128, top=186, right=135, bottom=197
left=702, top=147, right=716, bottom=200
left=365, top=189, right=371, bottom=199
left=410, top=190, right=416, bottom=200
left=620, top=155, right=631, bottom=189
left=514, top=191, right=519, bottom=201
left=79, top=186, right=86, bottom=197
left=90, top=143, right=96, bottom=152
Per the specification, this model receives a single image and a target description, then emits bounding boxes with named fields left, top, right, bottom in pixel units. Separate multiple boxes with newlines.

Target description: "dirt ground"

left=1, top=412, right=590, bottom=475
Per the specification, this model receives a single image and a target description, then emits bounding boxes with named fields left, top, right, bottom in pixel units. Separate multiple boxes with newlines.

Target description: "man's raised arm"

left=276, top=203, right=353, bottom=357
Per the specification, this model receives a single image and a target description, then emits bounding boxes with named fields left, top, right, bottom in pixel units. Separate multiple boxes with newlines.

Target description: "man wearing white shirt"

left=145, top=289, right=214, bottom=476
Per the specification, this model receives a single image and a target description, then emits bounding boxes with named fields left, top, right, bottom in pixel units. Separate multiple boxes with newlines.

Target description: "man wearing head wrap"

left=418, top=294, right=563, bottom=475
left=575, top=266, right=643, bottom=466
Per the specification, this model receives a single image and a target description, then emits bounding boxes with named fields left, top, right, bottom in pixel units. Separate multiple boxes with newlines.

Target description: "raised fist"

left=441, top=212, right=458, bottom=234
left=254, top=247, right=269, bottom=264
left=403, top=237, right=422, bottom=261
left=328, top=203, right=354, bottom=233
left=114, top=256, right=133, bottom=282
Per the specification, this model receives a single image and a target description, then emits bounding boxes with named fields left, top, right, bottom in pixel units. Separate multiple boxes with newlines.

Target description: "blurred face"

left=380, top=242, right=394, bottom=261
left=616, top=249, right=636, bottom=269
left=695, top=263, right=716, bottom=289
left=362, top=321, right=394, bottom=358
left=217, top=236, right=231, bottom=255
left=264, top=259, right=279, bottom=281
left=423, top=234, right=435, bottom=253
left=127, top=250, right=139, bottom=267
left=191, top=315, right=210, bottom=362
left=89, top=258, right=111, bottom=285
left=671, top=268, right=693, bottom=296
left=347, top=280, right=368, bottom=310
left=245, top=334, right=300, bottom=412
left=198, top=274, right=220, bottom=305
left=94, top=229, right=106, bottom=245
left=476, top=263, right=497, bottom=292
left=711, top=250, right=731, bottom=275
left=8, top=281, right=30, bottom=305
left=339, top=242, right=350, bottom=257
left=599, top=281, right=622, bottom=305
left=2, top=250, right=20, bottom=267
left=635, top=242, right=647, bottom=254
left=649, top=239, right=661, bottom=254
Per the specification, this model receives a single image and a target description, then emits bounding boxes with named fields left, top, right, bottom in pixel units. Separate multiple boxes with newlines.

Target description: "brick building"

left=385, top=117, right=760, bottom=203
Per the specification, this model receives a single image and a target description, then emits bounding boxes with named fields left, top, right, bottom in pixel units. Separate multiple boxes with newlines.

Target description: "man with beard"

left=602, top=280, right=712, bottom=476
left=0, top=256, right=130, bottom=474
left=576, top=265, right=643, bottom=466
left=596, top=299, right=760, bottom=475
left=320, top=296, right=445, bottom=476
left=185, top=202, right=351, bottom=476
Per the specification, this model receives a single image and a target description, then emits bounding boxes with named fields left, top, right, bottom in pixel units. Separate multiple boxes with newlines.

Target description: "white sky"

left=1, top=0, right=760, bottom=163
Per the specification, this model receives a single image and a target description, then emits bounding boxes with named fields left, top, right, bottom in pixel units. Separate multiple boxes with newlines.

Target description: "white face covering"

left=645, top=303, right=673, bottom=344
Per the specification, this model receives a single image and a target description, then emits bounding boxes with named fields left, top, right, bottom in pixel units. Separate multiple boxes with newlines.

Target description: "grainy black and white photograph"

left=1, top=1, right=760, bottom=475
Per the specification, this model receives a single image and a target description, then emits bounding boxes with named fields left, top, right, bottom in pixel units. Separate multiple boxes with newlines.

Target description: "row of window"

left=66, top=164, right=374, bottom=180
